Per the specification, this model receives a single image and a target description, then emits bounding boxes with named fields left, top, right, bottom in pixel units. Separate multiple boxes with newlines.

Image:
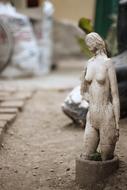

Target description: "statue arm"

left=80, top=64, right=89, bottom=101
left=108, top=60, right=120, bottom=129
left=80, top=69, right=86, bottom=96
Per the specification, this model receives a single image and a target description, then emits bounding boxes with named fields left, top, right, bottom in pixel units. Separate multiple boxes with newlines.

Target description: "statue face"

left=85, top=32, right=105, bottom=55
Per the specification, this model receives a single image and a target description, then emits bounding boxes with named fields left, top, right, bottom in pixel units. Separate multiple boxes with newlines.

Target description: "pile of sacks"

left=0, top=2, right=40, bottom=78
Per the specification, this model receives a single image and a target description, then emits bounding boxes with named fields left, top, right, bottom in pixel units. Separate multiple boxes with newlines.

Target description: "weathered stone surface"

left=0, top=91, right=33, bottom=101
left=0, top=89, right=32, bottom=148
left=0, top=114, right=16, bottom=123
left=0, top=91, right=12, bottom=98
left=0, top=108, right=18, bottom=114
left=0, top=120, right=7, bottom=128
left=0, top=87, right=16, bottom=92
left=0, top=100, right=24, bottom=110
left=11, top=91, right=33, bottom=100
left=76, top=155, right=119, bottom=189
left=54, top=20, right=84, bottom=59
left=0, top=91, right=33, bottom=102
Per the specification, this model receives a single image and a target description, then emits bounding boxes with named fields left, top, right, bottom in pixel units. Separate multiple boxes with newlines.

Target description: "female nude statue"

left=81, top=32, right=120, bottom=161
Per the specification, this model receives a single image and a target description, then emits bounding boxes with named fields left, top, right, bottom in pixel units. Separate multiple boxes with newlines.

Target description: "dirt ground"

left=0, top=90, right=127, bottom=190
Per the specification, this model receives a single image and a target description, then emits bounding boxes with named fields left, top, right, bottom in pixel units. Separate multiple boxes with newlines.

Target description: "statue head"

left=85, top=32, right=106, bottom=55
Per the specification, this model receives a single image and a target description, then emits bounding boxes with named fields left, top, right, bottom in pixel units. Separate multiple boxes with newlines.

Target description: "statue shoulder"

left=105, top=58, right=114, bottom=69
left=84, top=57, right=94, bottom=69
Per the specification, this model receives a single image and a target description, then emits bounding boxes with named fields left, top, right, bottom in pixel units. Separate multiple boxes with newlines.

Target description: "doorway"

left=27, top=0, right=39, bottom=7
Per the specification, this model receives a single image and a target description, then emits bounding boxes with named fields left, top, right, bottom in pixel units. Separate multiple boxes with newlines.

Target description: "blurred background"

left=12, top=0, right=118, bottom=38
left=0, top=0, right=126, bottom=117
left=0, top=0, right=122, bottom=76
left=0, top=2, right=127, bottom=190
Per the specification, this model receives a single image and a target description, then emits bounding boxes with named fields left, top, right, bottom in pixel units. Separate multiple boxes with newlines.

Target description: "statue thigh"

left=83, top=112, right=99, bottom=156
left=100, top=121, right=117, bottom=161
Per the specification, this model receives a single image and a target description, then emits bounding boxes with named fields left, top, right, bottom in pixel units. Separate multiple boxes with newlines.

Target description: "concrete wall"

left=12, top=0, right=96, bottom=23
left=50, top=0, right=96, bottom=23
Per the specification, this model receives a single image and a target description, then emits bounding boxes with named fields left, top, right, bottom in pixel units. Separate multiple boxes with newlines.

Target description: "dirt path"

left=0, top=90, right=127, bottom=190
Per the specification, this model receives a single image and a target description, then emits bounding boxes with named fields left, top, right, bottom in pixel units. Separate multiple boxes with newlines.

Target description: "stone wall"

left=53, top=20, right=85, bottom=59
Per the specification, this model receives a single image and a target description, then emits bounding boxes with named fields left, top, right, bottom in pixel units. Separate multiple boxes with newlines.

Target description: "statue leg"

left=100, top=144, right=115, bottom=161
left=100, top=123, right=117, bottom=161
left=83, top=112, right=99, bottom=159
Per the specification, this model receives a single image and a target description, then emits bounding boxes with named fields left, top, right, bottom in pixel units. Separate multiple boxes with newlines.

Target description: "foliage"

left=89, top=152, right=102, bottom=161
left=78, top=18, right=93, bottom=34
left=77, top=17, right=94, bottom=58
left=77, top=36, right=93, bottom=57
left=77, top=16, right=118, bottom=57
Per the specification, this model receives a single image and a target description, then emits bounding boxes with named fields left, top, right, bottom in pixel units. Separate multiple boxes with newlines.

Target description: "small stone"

left=58, top=177, right=62, bottom=181
left=8, top=132, right=14, bottom=136
left=60, top=161, right=63, bottom=164
left=66, top=168, right=70, bottom=171
left=1, top=143, right=4, bottom=148
left=41, top=150, right=45, bottom=152
left=14, top=170, right=18, bottom=173
left=46, top=178, right=51, bottom=181
left=50, top=169, right=54, bottom=172
left=33, top=166, right=39, bottom=170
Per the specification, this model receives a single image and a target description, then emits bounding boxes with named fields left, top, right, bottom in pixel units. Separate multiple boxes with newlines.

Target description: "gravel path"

left=0, top=90, right=126, bottom=190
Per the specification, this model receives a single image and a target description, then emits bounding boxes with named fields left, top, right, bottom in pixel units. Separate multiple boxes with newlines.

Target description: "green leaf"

left=89, top=152, right=102, bottom=161
left=78, top=17, right=93, bottom=34
left=76, top=36, right=93, bottom=58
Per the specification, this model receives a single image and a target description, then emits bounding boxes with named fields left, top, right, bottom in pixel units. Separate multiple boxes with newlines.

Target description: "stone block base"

left=76, top=155, right=119, bottom=189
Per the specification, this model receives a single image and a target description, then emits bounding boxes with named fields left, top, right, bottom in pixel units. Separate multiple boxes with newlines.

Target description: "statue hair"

left=85, top=32, right=107, bottom=55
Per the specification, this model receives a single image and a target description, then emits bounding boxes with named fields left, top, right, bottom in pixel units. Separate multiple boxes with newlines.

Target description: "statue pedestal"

left=76, top=155, right=119, bottom=189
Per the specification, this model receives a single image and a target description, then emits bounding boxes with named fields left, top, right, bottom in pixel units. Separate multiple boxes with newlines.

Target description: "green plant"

left=89, top=152, right=102, bottom=161
left=77, top=36, right=93, bottom=57
left=78, top=18, right=93, bottom=34
left=77, top=17, right=93, bottom=58
left=77, top=16, right=117, bottom=57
